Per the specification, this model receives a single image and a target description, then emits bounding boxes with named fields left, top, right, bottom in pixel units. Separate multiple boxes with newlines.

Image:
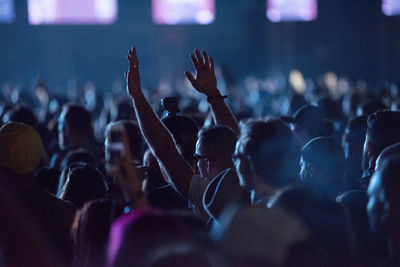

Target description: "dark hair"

left=301, top=137, right=345, bottom=178
left=161, top=115, right=198, bottom=162
left=367, top=110, right=400, bottom=155
left=239, top=119, right=300, bottom=187
left=60, top=149, right=97, bottom=171
left=60, top=164, right=106, bottom=208
left=272, top=185, right=351, bottom=261
left=2, top=105, right=39, bottom=129
left=377, top=156, right=400, bottom=202
left=62, top=104, right=93, bottom=137
left=346, top=116, right=367, bottom=141
left=72, top=199, right=123, bottom=267
left=197, top=125, right=237, bottom=159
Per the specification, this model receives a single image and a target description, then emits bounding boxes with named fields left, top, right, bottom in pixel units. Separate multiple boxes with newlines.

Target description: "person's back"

left=0, top=122, right=76, bottom=264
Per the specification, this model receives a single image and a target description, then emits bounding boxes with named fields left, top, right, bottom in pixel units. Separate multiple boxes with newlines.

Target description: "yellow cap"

left=0, top=122, right=43, bottom=174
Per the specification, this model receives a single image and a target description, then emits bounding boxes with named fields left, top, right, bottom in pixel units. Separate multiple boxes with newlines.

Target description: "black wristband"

left=207, top=94, right=228, bottom=102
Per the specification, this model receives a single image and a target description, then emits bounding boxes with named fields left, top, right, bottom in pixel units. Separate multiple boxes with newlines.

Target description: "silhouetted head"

left=60, top=148, right=97, bottom=171
left=362, top=110, right=400, bottom=172
left=2, top=105, right=39, bottom=130
left=58, top=104, right=93, bottom=149
left=107, top=210, right=203, bottom=267
left=300, top=137, right=345, bottom=198
left=342, top=116, right=367, bottom=160
left=161, top=115, right=198, bottom=165
left=195, top=125, right=237, bottom=179
left=281, top=105, right=332, bottom=146
left=60, top=164, right=106, bottom=208
left=367, top=156, right=400, bottom=238
left=72, top=199, right=123, bottom=267
left=233, top=119, right=299, bottom=190
left=0, top=122, right=43, bottom=178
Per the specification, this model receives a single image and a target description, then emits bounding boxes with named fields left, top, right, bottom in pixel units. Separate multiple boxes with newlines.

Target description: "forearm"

left=130, top=89, right=175, bottom=156
left=129, top=90, right=193, bottom=197
left=208, top=94, right=240, bottom=135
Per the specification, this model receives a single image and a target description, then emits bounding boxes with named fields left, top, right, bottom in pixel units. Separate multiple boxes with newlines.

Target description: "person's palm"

left=185, top=49, right=218, bottom=96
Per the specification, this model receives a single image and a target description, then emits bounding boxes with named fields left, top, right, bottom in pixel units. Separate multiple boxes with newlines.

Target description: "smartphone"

left=105, top=124, right=124, bottom=173
left=161, top=96, right=178, bottom=117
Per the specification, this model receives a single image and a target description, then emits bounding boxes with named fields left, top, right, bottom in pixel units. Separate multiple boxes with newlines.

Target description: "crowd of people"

left=1, top=46, right=400, bottom=266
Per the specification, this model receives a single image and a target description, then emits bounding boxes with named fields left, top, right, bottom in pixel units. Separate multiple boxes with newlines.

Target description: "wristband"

left=207, top=94, right=228, bottom=103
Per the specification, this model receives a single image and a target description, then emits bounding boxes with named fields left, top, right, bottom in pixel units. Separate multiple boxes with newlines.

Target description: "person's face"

left=367, top=171, right=388, bottom=233
left=195, top=138, right=213, bottom=179
left=361, top=135, right=371, bottom=172
left=232, top=140, right=253, bottom=190
left=299, top=156, right=312, bottom=182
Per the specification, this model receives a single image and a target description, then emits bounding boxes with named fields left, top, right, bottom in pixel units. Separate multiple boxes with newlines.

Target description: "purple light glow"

left=0, top=0, right=15, bottom=23
left=152, top=0, right=215, bottom=25
left=27, top=0, right=118, bottom=25
left=382, top=0, right=400, bottom=16
left=267, top=0, right=317, bottom=22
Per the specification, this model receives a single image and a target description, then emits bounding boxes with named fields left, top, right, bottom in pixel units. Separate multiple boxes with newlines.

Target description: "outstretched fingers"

left=185, top=71, right=196, bottom=85
left=202, top=50, right=210, bottom=67
left=195, top=49, right=204, bottom=65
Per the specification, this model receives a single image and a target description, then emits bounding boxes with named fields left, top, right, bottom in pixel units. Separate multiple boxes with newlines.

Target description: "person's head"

left=281, top=105, right=332, bottom=146
left=60, top=164, right=106, bottom=208
left=195, top=125, right=237, bottom=179
left=161, top=115, right=198, bottom=165
left=72, top=199, right=123, bottom=267
left=105, top=120, right=143, bottom=163
left=270, top=185, right=351, bottom=261
left=0, top=122, right=43, bottom=179
left=142, top=149, right=167, bottom=193
left=300, top=137, right=345, bottom=198
left=367, top=156, right=400, bottom=238
left=356, top=99, right=386, bottom=117
left=375, top=142, right=400, bottom=172
left=58, top=104, right=93, bottom=149
left=107, top=210, right=203, bottom=267
left=362, top=110, right=400, bottom=172
left=342, top=116, right=367, bottom=160
left=2, top=105, right=39, bottom=130
left=233, top=119, right=299, bottom=191
left=60, top=149, right=97, bottom=171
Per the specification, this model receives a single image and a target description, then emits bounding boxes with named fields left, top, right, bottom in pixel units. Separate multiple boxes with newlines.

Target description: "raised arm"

left=125, top=46, right=194, bottom=198
left=185, top=49, right=240, bottom=135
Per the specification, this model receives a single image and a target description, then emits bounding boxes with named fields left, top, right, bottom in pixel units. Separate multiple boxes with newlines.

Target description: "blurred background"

left=1, top=0, right=400, bottom=93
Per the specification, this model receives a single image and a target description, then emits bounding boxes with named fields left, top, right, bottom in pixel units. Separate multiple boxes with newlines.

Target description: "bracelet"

left=207, top=94, right=228, bottom=102
left=123, top=191, right=145, bottom=213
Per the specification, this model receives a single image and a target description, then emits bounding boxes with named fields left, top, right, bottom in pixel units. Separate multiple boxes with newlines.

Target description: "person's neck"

left=251, top=182, right=277, bottom=204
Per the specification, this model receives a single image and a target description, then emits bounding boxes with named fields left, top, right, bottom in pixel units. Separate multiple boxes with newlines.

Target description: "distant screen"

left=0, top=0, right=15, bottom=23
left=267, top=0, right=317, bottom=22
left=27, top=0, right=118, bottom=25
left=152, top=0, right=215, bottom=25
left=382, top=0, right=400, bottom=16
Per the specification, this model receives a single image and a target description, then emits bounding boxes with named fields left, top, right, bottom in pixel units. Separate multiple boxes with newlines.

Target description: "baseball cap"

left=0, top=122, right=43, bottom=174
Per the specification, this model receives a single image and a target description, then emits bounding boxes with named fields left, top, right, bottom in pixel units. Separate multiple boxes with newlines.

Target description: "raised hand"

left=126, top=46, right=141, bottom=96
left=185, top=49, right=219, bottom=97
